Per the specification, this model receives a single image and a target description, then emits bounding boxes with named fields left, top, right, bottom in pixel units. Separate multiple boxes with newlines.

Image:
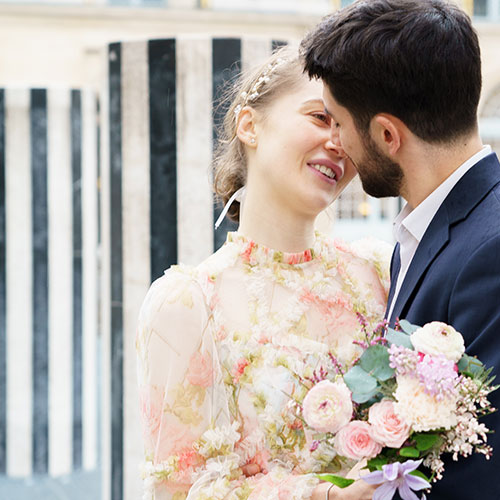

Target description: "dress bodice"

left=136, top=232, right=391, bottom=500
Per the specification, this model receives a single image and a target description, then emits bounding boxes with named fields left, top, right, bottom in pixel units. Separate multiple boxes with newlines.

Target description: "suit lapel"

left=389, top=152, right=500, bottom=324
left=385, top=243, right=401, bottom=319
left=389, top=209, right=449, bottom=323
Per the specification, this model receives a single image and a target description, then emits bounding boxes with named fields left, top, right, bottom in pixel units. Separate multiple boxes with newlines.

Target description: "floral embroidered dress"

left=136, top=232, right=391, bottom=500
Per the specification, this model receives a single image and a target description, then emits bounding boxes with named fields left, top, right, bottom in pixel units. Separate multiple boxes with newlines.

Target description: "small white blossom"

left=196, top=422, right=240, bottom=458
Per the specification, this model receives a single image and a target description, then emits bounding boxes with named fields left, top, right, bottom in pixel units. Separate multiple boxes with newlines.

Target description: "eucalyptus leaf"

left=360, top=344, right=395, bottom=381
left=352, top=387, right=380, bottom=404
left=399, top=319, right=419, bottom=335
left=399, top=446, right=420, bottom=458
left=344, top=365, right=378, bottom=392
left=344, top=365, right=379, bottom=403
left=317, top=474, right=355, bottom=488
left=386, top=328, right=414, bottom=350
left=457, top=353, right=484, bottom=375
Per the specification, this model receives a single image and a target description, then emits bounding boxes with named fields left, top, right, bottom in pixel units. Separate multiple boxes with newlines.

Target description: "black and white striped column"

left=0, top=88, right=99, bottom=478
left=101, top=35, right=289, bottom=500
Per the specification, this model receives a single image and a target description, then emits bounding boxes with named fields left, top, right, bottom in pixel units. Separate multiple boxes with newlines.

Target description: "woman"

left=136, top=47, right=390, bottom=500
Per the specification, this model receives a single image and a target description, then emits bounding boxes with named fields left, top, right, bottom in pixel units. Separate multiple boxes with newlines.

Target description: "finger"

left=241, top=463, right=261, bottom=477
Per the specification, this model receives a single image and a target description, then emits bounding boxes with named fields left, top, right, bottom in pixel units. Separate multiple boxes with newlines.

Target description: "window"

left=472, top=0, right=500, bottom=20
left=474, top=0, right=488, bottom=16
left=107, top=0, right=166, bottom=5
left=209, top=0, right=331, bottom=14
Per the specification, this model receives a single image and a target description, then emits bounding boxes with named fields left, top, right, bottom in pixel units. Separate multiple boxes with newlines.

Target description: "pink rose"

left=302, top=379, right=353, bottom=433
left=368, top=399, right=411, bottom=448
left=187, top=351, right=213, bottom=387
left=335, top=421, right=382, bottom=460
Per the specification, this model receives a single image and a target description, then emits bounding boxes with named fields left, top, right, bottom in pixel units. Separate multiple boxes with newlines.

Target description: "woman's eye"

left=312, top=113, right=331, bottom=125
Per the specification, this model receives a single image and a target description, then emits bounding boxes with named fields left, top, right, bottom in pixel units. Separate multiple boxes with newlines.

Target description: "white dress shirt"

left=387, top=145, right=492, bottom=320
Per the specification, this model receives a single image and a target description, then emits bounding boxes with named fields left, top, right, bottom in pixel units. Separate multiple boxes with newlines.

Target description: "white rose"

left=394, top=375, right=458, bottom=432
left=410, top=321, right=465, bottom=362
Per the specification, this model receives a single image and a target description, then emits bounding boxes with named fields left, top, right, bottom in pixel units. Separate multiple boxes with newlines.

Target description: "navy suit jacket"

left=386, top=152, right=500, bottom=500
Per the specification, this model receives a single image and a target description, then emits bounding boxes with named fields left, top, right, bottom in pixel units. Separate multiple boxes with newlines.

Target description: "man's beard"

left=352, top=134, right=404, bottom=198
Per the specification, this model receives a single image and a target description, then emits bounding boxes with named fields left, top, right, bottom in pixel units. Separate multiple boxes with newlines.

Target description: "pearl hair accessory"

left=234, top=57, right=287, bottom=119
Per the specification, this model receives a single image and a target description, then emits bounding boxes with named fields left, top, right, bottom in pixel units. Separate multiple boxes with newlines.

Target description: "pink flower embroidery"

left=241, top=241, right=256, bottom=264
left=139, top=385, right=165, bottom=445
left=287, top=253, right=302, bottom=265
left=187, top=351, right=214, bottom=388
left=300, top=289, right=353, bottom=317
left=231, top=358, right=250, bottom=383
left=176, top=448, right=203, bottom=483
left=286, top=249, right=313, bottom=265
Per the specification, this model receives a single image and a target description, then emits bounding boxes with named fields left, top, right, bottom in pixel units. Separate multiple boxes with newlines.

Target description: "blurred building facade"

left=0, top=0, right=499, bottom=241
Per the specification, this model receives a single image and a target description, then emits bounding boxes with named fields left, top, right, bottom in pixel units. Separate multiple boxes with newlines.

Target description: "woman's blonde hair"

left=213, top=45, right=306, bottom=222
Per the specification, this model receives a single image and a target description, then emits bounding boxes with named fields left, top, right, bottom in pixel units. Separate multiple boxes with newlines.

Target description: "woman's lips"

left=307, top=160, right=343, bottom=184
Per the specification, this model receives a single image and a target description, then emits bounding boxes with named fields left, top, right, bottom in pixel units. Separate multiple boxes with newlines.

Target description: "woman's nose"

left=325, top=135, right=346, bottom=158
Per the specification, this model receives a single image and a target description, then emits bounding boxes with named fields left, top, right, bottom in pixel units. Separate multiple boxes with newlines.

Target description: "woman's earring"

left=250, top=138, right=256, bottom=144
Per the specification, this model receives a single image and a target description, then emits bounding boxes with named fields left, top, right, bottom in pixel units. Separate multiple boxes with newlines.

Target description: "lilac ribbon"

left=362, top=460, right=430, bottom=500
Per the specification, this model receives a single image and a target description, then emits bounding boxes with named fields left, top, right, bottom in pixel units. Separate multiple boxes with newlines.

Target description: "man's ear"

left=236, top=106, right=258, bottom=147
left=370, top=114, right=405, bottom=156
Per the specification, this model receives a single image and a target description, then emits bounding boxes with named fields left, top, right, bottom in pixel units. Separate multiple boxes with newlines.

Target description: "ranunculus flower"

left=302, top=379, right=353, bottom=433
left=187, top=351, right=214, bottom=387
left=335, top=421, right=382, bottom=460
left=394, top=375, right=458, bottom=432
left=368, top=399, right=411, bottom=448
left=410, top=321, right=465, bottom=362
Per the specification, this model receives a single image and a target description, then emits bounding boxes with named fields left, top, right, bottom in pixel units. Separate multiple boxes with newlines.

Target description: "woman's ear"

left=370, top=114, right=404, bottom=156
left=236, top=106, right=258, bottom=147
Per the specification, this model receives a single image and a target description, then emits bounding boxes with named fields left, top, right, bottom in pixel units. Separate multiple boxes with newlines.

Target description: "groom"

left=302, top=0, right=500, bottom=498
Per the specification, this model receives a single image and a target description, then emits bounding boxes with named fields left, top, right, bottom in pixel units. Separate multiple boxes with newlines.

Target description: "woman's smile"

left=307, top=159, right=344, bottom=185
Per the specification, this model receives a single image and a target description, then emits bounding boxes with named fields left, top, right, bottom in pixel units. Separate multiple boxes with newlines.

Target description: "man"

left=302, top=1, right=500, bottom=499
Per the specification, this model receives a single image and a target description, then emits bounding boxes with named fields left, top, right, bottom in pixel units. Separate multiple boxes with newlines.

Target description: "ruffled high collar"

left=226, top=231, right=327, bottom=266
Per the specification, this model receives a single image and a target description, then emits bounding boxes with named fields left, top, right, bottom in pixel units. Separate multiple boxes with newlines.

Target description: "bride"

left=136, top=46, right=389, bottom=500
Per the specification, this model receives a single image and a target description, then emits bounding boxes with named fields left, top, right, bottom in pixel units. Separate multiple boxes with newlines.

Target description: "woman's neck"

left=237, top=185, right=317, bottom=253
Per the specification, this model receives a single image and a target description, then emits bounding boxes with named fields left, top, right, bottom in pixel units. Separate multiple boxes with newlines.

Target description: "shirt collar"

left=395, top=145, right=492, bottom=245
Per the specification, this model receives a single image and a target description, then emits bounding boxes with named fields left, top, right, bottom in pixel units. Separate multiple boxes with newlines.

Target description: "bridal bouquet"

left=287, top=318, right=497, bottom=500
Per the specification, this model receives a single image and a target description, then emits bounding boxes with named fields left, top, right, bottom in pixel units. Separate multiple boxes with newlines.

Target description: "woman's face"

left=250, top=74, right=356, bottom=218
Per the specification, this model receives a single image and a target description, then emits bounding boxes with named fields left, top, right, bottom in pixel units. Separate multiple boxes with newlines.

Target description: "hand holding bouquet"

left=293, top=318, right=497, bottom=500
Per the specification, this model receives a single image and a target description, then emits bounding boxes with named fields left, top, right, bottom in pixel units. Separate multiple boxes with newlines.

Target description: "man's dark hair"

left=301, top=0, right=482, bottom=143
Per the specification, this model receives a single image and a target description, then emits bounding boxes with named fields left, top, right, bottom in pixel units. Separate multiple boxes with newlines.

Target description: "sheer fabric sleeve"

left=136, top=267, right=225, bottom=499
left=136, top=267, right=321, bottom=500
left=349, top=237, right=392, bottom=300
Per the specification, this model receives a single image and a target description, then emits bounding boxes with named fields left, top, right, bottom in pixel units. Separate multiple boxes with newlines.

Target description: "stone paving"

left=0, top=469, right=100, bottom=500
